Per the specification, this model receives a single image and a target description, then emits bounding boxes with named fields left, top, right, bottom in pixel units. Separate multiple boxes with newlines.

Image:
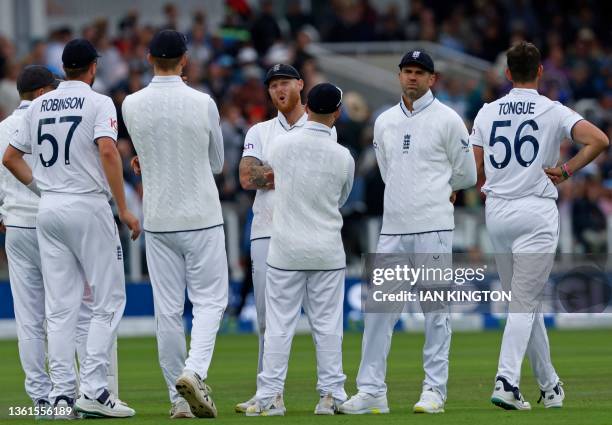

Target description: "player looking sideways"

left=3, top=39, right=140, bottom=418
left=122, top=29, right=228, bottom=419
left=340, top=50, right=476, bottom=415
left=236, top=64, right=336, bottom=413
left=471, top=41, right=609, bottom=410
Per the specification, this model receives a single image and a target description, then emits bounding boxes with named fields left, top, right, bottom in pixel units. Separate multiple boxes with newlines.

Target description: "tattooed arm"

left=239, top=156, right=274, bottom=190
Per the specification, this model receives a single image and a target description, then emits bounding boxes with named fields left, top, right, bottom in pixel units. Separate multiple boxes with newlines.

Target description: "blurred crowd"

left=0, top=0, right=610, bottom=266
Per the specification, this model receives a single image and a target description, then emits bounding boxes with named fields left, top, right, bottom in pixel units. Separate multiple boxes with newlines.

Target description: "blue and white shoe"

left=245, top=394, right=286, bottom=417
left=538, top=381, right=564, bottom=408
left=34, top=398, right=52, bottom=420
left=491, top=376, right=531, bottom=410
left=75, top=389, right=135, bottom=418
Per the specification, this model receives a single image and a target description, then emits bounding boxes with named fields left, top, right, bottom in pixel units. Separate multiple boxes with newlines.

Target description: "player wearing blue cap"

left=340, top=50, right=476, bottom=415
left=3, top=38, right=141, bottom=419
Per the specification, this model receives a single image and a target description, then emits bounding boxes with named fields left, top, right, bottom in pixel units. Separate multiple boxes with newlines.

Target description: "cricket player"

left=237, top=63, right=336, bottom=413
left=3, top=39, right=141, bottom=418
left=122, top=30, right=228, bottom=419
left=340, top=50, right=477, bottom=415
left=0, top=65, right=59, bottom=419
left=245, top=82, right=353, bottom=417
left=471, top=41, right=609, bottom=410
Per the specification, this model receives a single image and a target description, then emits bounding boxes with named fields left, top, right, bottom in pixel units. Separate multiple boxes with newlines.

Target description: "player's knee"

left=156, top=313, right=184, bottom=333
left=312, top=333, right=342, bottom=350
left=17, top=323, right=46, bottom=340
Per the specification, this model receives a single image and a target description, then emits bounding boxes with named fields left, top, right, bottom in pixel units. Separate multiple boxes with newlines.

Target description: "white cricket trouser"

left=251, top=238, right=270, bottom=374
left=6, top=227, right=52, bottom=403
left=487, top=195, right=559, bottom=391
left=145, top=225, right=228, bottom=403
left=357, top=231, right=453, bottom=400
left=256, top=266, right=347, bottom=401
left=37, top=193, right=126, bottom=402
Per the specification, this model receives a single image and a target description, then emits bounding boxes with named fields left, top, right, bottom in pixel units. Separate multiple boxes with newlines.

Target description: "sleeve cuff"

left=9, top=142, right=31, bottom=154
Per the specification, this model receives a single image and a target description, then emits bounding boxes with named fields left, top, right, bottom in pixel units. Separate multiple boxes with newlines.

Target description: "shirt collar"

left=16, top=100, right=31, bottom=110
left=277, top=110, right=307, bottom=131
left=13, top=100, right=31, bottom=116
left=510, top=88, right=539, bottom=96
left=151, top=75, right=184, bottom=84
left=304, top=120, right=334, bottom=137
left=58, top=80, right=91, bottom=89
left=399, top=89, right=435, bottom=117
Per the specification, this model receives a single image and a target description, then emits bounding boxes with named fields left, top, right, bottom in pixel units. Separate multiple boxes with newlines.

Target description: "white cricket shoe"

left=75, top=389, right=135, bottom=418
left=235, top=395, right=256, bottom=413
left=245, top=393, right=286, bottom=417
left=52, top=396, right=81, bottom=420
left=538, top=381, right=564, bottom=408
left=314, top=393, right=343, bottom=415
left=170, top=398, right=195, bottom=419
left=413, top=388, right=445, bottom=413
left=175, top=370, right=217, bottom=418
left=491, top=376, right=531, bottom=410
left=338, top=392, right=389, bottom=414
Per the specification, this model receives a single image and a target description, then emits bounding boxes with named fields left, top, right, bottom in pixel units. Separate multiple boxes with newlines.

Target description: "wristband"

left=561, top=163, right=573, bottom=179
left=26, top=180, right=41, bottom=197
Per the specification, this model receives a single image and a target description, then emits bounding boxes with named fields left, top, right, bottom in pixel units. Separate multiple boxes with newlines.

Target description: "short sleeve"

left=242, top=124, right=263, bottom=161
left=9, top=113, right=33, bottom=154
left=469, top=107, right=486, bottom=147
left=555, top=102, right=583, bottom=141
left=94, top=96, right=118, bottom=142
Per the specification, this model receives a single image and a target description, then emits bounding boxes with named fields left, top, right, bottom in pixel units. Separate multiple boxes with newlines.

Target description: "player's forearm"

left=99, top=143, right=129, bottom=213
left=565, top=144, right=608, bottom=175
left=2, top=151, right=33, bottom=186
left=239, top=158, right=272, bottom=190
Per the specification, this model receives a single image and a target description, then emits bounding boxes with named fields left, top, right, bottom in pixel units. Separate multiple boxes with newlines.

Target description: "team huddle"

left=0, top=28, right=608, bottom=419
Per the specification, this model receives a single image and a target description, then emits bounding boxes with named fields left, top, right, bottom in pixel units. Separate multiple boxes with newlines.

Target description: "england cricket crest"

left=403, top=134, right=411, bottom=153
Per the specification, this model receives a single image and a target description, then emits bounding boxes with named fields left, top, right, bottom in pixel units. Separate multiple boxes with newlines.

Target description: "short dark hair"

left=64, top=65, right=90, bottom=79
left=150, top=56, right=182, bottom=71
left=506, top=41, right=541, bottom=83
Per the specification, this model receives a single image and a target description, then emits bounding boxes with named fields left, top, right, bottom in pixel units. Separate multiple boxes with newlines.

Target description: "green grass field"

left=0, top=329, right=611, bottom=424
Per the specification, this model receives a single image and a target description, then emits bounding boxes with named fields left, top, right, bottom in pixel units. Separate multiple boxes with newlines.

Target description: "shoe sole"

left=246, top=409, right=285, bottom=417
left=75, top=406, right=133, bottom=418
left=338, top=408, right=390, bottom=414
left=414, top=406, right=444, bottom=414
left=235, top=405, right=247, bottom=413
left=491, top=397, right=530, bottom=411
left=175, top=377, right=217, bottom=418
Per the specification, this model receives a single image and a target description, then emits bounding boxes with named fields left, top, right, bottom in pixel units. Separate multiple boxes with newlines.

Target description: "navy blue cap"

left=264, top=64, right=301, bottom=85
left=16, top=65, right=59, bottom=93
left=62, top=39, right=100, bottom=69
left=399, top=50, right=435, bottom=73
left=307, top=83, right=343, bottom=114
left=149, top=30, right=187, bottom=58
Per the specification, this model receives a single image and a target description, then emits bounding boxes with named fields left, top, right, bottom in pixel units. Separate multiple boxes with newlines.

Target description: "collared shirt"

left=399, top=89, right=436, bottom=117
left=10, top=79, right=118, bottom=199
left=242, top=110, right=307, bottom=240
left=121, top=73, right=225, bottom=232
left=0, top=100, right=39, bottom=227
left=267, top=123, right=354, bottom=270
left=373, top=90, right=476, bottom=234
left=471, top=87, right=583, bottom=200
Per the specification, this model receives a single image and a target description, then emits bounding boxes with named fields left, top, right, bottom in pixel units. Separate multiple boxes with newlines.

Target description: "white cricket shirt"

left=242, top=111, right=308, bottom=240
left=0, top=101, right=39, bottom=227
left=266, top=121, right=354, bottom=270
left=374, top=90, right=477, bottom=235
left=122, top=75, right=224, bottom=232
left=10, top=80, right=118, bottom=198
left=470, top=88, right=583, bottom=200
